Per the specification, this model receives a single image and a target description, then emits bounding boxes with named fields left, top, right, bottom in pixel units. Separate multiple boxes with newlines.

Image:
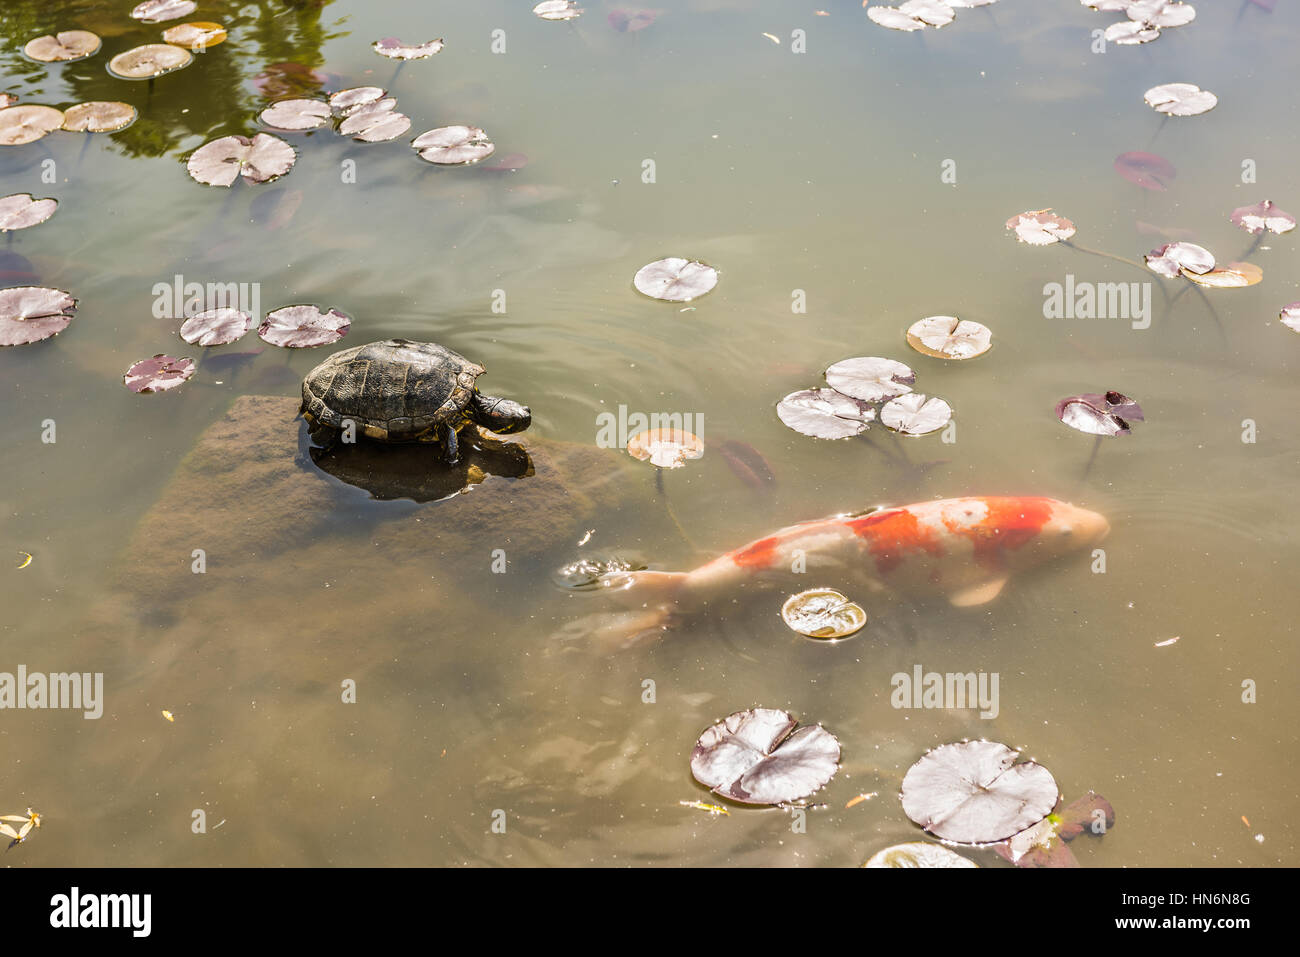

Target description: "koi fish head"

left=1017, top=498, right=1110, bottom=563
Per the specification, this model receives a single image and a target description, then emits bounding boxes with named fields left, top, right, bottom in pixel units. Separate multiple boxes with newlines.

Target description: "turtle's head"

left=470, top=392, right=531, bottom=435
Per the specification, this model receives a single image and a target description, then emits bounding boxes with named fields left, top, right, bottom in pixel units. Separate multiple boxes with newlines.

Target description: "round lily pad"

left=259, top=98, right=331, bottom=131
left=23, top=30, right=102, bottom=63
left=777, top=388, right=876, bottom=439
left=187, top=134, right=296, bottom=187
left=1104, top=21, right=1160, bottom=44
left=372, top=38, right=444, bottom=60
left=781, top=588, right=866, bottom=639
left=534, top=1, right=583, bottom=20
left=899, top=0, right=956, bottom=26
left=880, top=393, right=953, bottom=436
left=107, top=44, right=192, bottom=79
left=824, top=356, right=915, bottom=401
left=1280, top=303, right=1300, bottom=333
left=179, top=307, right=255, bottom=346
left=130, top=0, right=198, bottom=23
left=340, top=107, right=411, bottom=143
left=690, top=708, right=841, bottom=806
left=0, top=105, right=66, bottom=146
left=162, top=22, right=228, bottom=50
left=1183, top=262, right=1262, bottom=288
left=905, top=316, right=992, bottom=360
left=0, top=286, right=77, bottom=347
left=1144, top=82, right=1217, bottom=117
left=1006, top=209, right=1076, bottom=245
left=328, top=87, right=387, bottom=116
left=626, top=428, right=704, bottom=468
left=867, top=8, right=928, bottom=30
left=632, top=258, right=719, bottom=302
left=863, top=843, right=978, bottom=868
left=62, top=101, right=137, bottom=133
left=0, top=194, right=57, bottom=232
left=1230, top=199, right=1295, bottom=236
left=1056, top=391, right=1144, bottom=437
left=1128, top=0, right=1196, bottom=28
left=1144, top=241, right=1214, bottom=278
left=901, top=740, right=1059, bottom=844
left=124, top=354, right=195, bottom=393
left=412, top=125, right=497, bottom=166
left=258, top=305, right=351, bottom=347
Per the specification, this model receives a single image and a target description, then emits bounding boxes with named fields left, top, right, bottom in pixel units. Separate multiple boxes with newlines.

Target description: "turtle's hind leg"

left=443, top=425, right=460, bottom=465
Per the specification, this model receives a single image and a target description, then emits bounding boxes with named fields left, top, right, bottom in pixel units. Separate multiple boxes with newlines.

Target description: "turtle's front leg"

left=444, top=425, right=460, bottom=465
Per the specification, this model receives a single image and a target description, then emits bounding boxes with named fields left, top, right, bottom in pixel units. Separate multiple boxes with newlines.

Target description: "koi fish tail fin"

left=597, top=570, right=691, bottom=610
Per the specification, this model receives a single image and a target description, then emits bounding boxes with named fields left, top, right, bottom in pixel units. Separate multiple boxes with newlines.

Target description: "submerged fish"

left=597, top=496, right=1109, bottom=641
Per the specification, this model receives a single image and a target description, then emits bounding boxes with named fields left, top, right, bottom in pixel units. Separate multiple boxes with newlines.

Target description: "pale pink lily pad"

left=880, top=393, right=953, bottom=436
left=777, top=388, right=876, bottom=439
left=690, top=708, right=840, bottom=806
left=259, top=98, right=331, bottom=131
left=0, top=287, right=77, bottom=347
left=1144, top=82, right=1216, bottom=117
left=1230, top=199, right=1295, bottom=236
left=906, top=316, right=992, bottom=360
left=899, top=0, right=956, bottom=25
left=23, top=30, right=102, bottom=63
left=328, top=87, right=386, bottom=116
left=626, top=427, right=703, bottom=469
left=180, top=307, right=255, bottom=346
left=1144, top=241, right=1214, bottom=278
left=412, top=126, right=496, bottom=165
left=258, top=305, right=351, bottom=348
left=1056, top=391, right=1144, bottom=437
left=340, top=106, right=411, bottom=143
left=0, top=105, right=65, bottom=146
left=1280, top=303, right=1300, bottom=333
left=824, top=356, right=915, bottom=402
left=187, top=134, right=296, bottom=187
left=632, top=258, right=719, bottom=301
left=0, top=194, right=57, bottom=232
left=130, top=0, right=197, bottom=23
left=534, top=1, right=582, bottom=20
left=107, top=44, right=192, bottom=79
left=124, top=354, right=196, bottom=393
left=1183, top=262, right=1262, bottom=288
left=1104, top=21, right=1160, bottom=44
left=62, top=101, right=137, bottom=133
left=1006, top=209, right=1076, bottom=245
left=867, top=8, right=928, bottom=30
left=372, top=38, right=444, bottom=60
left=1127, top=0, right=1196, bottom=27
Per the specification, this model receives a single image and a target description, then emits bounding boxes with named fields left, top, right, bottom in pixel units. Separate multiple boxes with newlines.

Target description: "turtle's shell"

left=300, top=339, right=485, bottom=441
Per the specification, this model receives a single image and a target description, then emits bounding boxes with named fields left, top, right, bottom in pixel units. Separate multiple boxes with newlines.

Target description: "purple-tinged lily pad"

left=824, top=356, right=915, bottom=402
left=23, top=30, right=102, bottom=63
left=777, top=388, right=876, bottom=439
left=1230, top=199, right=1295, bottom=236
left=632, top=257, right=719, bottom=302
left=124, top=354, right=195, bottom=393
left=1056, top=391, right=1143, bottom=436
left=412, top=126, right=497, bottom=166
left=1006, top=208, right=1076, bottom=245
left=880, top=393, right=953, bottom=436
left=107, top=44, right=192, bottom=79
left=534, top=1, right=583, bottom=20
left=609, top=9, right=659, bottom=31
left=187, top=134, right=296, bottom=187
left=328, top=87, right=387, bottom=116
left=1144, top=82, right=1216, bottom=117
left=62, top=101, right=137, bottom=133
left=690, top=708, right=841, bottom=806
left=130, top=0, right=197, bottom=23
left=0, top=105, right=65, bottom=146
left=0, top=286, right=76, bottom=347
left=901, top=740, right=1059, bottom=845
left=258, top=305, right=351, bottom=348
left=1114, top=151, right=1174, bottom=191
left=0, top=194, right=57, bottom=232
left=259, top=98, right=331, bottom=131
left=899, top=0, right=956, bottom=25
left=1128, top=0, right=1196, bottom=27
left=993, top=791, right=1115, bottom=868
left=864, top=842, right=977, bottom=868
left=1280, top=303, right=1300, bottom=333
left=179, top=307, right=255, bottom=346
left=1145, top=241, right=1214, bottom=278
left=372, top=38, right=444, bottom=60
left=340, top=107, right=411, bottom=143
left=906, top=316, right=992, bottom=360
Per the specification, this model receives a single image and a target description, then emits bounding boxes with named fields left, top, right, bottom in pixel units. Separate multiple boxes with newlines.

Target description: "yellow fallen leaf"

left=761, top=32, right=780, bottom=44
left=16, top=551, right=32, bottom=569
left=161, top=710, right=175, bottom=722
left=679, top=800, right=729, bottom=816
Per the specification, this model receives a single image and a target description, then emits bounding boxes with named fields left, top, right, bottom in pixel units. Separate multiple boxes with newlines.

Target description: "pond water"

left=1, top=0, right=1296, bottom=866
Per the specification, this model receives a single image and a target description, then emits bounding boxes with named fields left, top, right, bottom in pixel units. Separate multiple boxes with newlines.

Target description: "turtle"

left=300, top=339, right=531, bottom=463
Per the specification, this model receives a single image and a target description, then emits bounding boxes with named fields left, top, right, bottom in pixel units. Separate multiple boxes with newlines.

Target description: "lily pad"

left=1145, top=241, right=1214, bottom=278
left=880, top=393, right=953, bottom=436
left=824, top=356, right=915, bottom=401
left=1144, top=82, right=1217, bottom=117
left=863, top=842, right=978, bottom=868
left=1230, top=199, right=1295, bottom=236
left=1279, top=303, right=1300, bottom=333
left=187, top=134, right=296, bottom=187
left=993, top=792, right=1116, bottom=868
left=534, top=1, right=583, bottom=20
left=901, top=740, right=1059, bottom=844
left=412, top=126, right=497, bottom=166
left=107, top=44, right=192, bottom=79
left=632, top=258, right=719, bottom=302
left=328, top=87, right=387, bottom=116
left=258, top=305, right=351, bottom=348
left=0, top=194, right=57, bottom=232
left=62, top=101, right=137, bottom=133
left=124, top=354, right=195, bottom=393
left=690, top=708, right=841, bottom=806
left=898, top=0, right=956, bottom=25
left=1127, top=0, right=1196, bottom=27
left=0, top=286, right=77, bottom=347
left=0, top=105, right=66, bottom=146
left=776, top=388, right=876, bottom=439
left=259, top=98, right=332, bottom=131
left=372, top=38, right=444, bottom=60
left=1104, top=21, right=1160, bottom=44
left=1114, top=151, right=1174, bottom=191
left=905, top=316, right=992, bottom=360
left=867, top=8, right=928, bottom=30
left=1006, top=208, right=1076, bottom=245
left=179, top=307, right=255, bottom=346
left=626, top=427, right=703, bottom=468
left=130, top=0, right=197, bottom=23
left=23, top=30, right=102, bottom=63
left=1056, top=391, right=1144, bottom=437
left=1183, top=262, right=1262, bottom=288
left=781, top=588, right=867, bottom=639
left=340, top=107, right=411, bottom=143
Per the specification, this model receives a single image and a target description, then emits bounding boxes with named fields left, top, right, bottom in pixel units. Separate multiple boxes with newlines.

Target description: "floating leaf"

left=131, top=0, right=197, bottom=23
left=609, top=9, right=659, bottom=31
left=340, top=106, right=411, bottom=143
left=0, top=105, right=65, bottom=146
left=781, top=588, right=866, bottom=639
left=1230, top=199, right=1295, bottom=236
left=1114, top=151, right=1174, bottom=191
left=1183, top=261, right=1262, bottom=288
left=62, top=101, right=137, bottom=134
left=1127, top=0, right=1196, bottom=28
left=1006, top=208, right=1076, bottom=245
left=258, top=305, right=351, bottom=348
left=16, top=551, right=33, bottom=570
left=107, top=44, right=192, bottom=79
left=690, top=708, right=841, bottom=806
left=23, top=30, right=102, bottom=63
left=1056, top=391, right=1143, bottom=437
left=1281, top=303, right=1300, bottom=333
left=534, top=1, right=583, bottom=20
left=993, top=792, right=1115, bottom=867
left=412, top=125, right=497, bottom=165
left=179, top=307, right=254, bottom=346
left=0, top=194, right=57, bottom=232
left=864, top=843, right=978, bottom=868
left=898, top=0, right=956, bottom=26
left=626, top=427, right=703, bottom=469
left=1104, top=21, right=1160, bottom=44
left=1144, top=82, right=1217, bottom=117
left=880, top=393, right=953, bottom=436
left=372, top=37, right=444, bottom=59
left=905, top=316, right=992, bottom=360
left=187, top=134, right=296, bottom=187
left=1144, top=241, right=1214, bottom=278
left=328, top=87, right=386, bottom=116
left=776, top=388, right=876, bottom=439
left=901, top=740, right=1059, bottom=844
left=632, top=258, right=719, bottom=302
left=162, top=22, right=227, bottom=50
left=824, top=356, right=914, bottom=401
left=259, top=98, right=331, bottom=131
left=867, top=8, right=928, bottom=30
left=0, top=286, right=77, bottom=347
left=124, top=354, right=195, bottom=393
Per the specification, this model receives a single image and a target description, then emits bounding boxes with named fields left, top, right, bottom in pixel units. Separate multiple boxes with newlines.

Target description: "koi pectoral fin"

left=949, top=575, right=1009, bottom=607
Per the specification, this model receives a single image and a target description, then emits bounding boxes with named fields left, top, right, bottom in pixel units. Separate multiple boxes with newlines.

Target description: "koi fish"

left=597, top=497, right=1109, bottom=639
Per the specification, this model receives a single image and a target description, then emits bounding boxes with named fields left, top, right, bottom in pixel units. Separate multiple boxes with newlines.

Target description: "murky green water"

left=1, top=0, right=1296, bottom=866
